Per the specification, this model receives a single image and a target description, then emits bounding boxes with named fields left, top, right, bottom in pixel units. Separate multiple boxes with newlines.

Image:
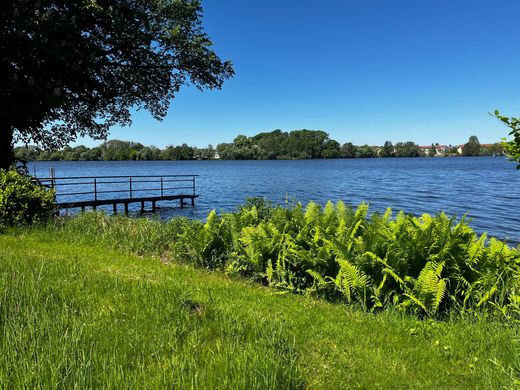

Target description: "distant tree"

left=394, top=141, right=421, bottom=157
left=14, top=145, right=41, bottom=162
left=86, top=147, right=101, bottom=161
left=230, top=135, right=255, bottom=159
left=407, top=141, right=422, bottom=157
left=204, top=145, right=216, bottom=160
left=194, top=144, right=216, bottom=160
left=462, top=136, right=481, bottom=156
left=494, top=110, right=520, bottom=168
left=216, top=143, right=234, bottom=160
left=284, top=130, right=329, bottom=159
left=252, top=129, right=288, bottom=159
left=356, top=145, right=375, bottom=158
left=217, top=129, right=335, bottom=160
left=340, top=142, right=357, bottom=158
left=379, top=141, right=394, bottom=158
left=179, top=143, right=194, bottom=160
left=37, top=150, right=52, bottom=161
left=429, top=144, right=437, bottom=157
left=49, top=150, right=63, bottom=161
left=151, top=146, right=162, bottom=161
left=321, top=140, right=341, bottom=158
left=160, top=146, right=176, bottom=160
left=1, top=1, right=234, bottom=169
left=138, top=147, right=154, bottom=161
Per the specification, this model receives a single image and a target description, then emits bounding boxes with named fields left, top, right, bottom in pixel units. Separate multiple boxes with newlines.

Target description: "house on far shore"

left=419, top=144, right=452, bottom=156
left=435, top=145, right=451, bottom=155
left=419, top=146, right=431, bottom=155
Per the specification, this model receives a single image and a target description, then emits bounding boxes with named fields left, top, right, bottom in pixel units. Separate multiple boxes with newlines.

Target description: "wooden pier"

left=35, top=173, right=199, bottom=214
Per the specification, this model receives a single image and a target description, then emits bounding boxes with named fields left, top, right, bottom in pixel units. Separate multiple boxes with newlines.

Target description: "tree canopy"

left=15, top=130, right=503, bottom=162
left=379, top=141, right=395, bottom=158
left=462, top=136, right=481, bottom=156
left=216, top=130, right=340, bottom=160
left=1, top=0, right=234, bottom=169
left=394, top=142, right=422, bottom=157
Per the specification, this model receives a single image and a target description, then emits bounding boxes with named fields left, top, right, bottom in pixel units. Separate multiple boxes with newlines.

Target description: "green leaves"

left=0, top=169, right=55, bottom=227
left=493, top=110, right=520, bottom=168
left=2, top=0, right=234, bottom=165
left=461, top=135, right=482, bottom=156
left=232, top=202, right=520, bottom=319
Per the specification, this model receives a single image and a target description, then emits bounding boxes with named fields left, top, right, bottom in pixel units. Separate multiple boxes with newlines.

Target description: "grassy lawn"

left=0, top=230, right=518, bottom=389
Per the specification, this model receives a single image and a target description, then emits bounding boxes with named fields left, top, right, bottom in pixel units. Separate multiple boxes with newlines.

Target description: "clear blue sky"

left=82, top=0, right=520, bottom=148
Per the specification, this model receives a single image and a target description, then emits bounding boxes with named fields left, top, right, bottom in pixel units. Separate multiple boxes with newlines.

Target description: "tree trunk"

left=0, top=125, right=14, bottom=170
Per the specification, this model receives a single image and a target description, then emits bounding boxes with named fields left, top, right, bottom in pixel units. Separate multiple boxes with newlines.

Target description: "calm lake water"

left=30, top=157, right=520, bottom=244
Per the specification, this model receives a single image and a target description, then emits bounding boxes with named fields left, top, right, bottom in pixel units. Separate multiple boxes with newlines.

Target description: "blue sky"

left=84, top=0, right=520, bottom=147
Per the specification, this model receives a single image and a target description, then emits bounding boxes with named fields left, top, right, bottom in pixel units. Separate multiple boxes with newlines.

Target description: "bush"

left=0, top=169, right=55, bottom=227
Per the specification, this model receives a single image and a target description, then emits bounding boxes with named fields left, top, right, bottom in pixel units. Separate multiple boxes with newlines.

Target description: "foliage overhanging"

left=1, top=0, right=234, bottom=168
left=494, top=110, right=520, bottom=169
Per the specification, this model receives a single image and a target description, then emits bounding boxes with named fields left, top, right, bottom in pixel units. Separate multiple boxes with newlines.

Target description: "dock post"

left=141, top=201, right=145, bottom=213
left=113, top=203, right=117, bottom=215
left=51, top=168, right=56, bottom=191
left=152, top=201, right=156, bottom=212
left=124, top=203, right=129, bottom=215
left=180, top=198, right=184, bottom=208
left=81, top=206, right=85, bottom=213
left=191, top=197, right=195, bottom=206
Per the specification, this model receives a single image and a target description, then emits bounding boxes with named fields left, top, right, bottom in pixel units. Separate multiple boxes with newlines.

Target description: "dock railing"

left=34, top=173, right=199, bottom=213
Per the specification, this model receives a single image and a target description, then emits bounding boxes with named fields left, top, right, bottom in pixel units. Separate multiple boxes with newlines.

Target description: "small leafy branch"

left=494, top=110, right=520, bottom=169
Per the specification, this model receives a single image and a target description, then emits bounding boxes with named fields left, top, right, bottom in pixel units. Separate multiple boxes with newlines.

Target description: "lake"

left=30, top=157, right=520, bottom=244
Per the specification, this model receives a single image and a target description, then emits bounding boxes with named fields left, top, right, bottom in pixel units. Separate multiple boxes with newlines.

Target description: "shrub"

left=0, top=169, right=55, bottom=227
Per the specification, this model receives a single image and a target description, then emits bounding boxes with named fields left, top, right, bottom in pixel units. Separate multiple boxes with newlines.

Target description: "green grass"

left=1, top=229, right=519, bottom=389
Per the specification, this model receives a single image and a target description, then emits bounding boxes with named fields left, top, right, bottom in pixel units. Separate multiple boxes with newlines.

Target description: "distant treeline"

left=14, top=129, right=504, bottom=161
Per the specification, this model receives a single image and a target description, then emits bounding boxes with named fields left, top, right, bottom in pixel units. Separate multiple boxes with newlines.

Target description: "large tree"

left=462, top=136, right=481, bottom=156
left=0, top=0, right=234, bottom=169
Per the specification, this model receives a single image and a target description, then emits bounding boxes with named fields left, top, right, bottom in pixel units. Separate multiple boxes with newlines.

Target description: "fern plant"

left=162, top=200, right=520, bottom=320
